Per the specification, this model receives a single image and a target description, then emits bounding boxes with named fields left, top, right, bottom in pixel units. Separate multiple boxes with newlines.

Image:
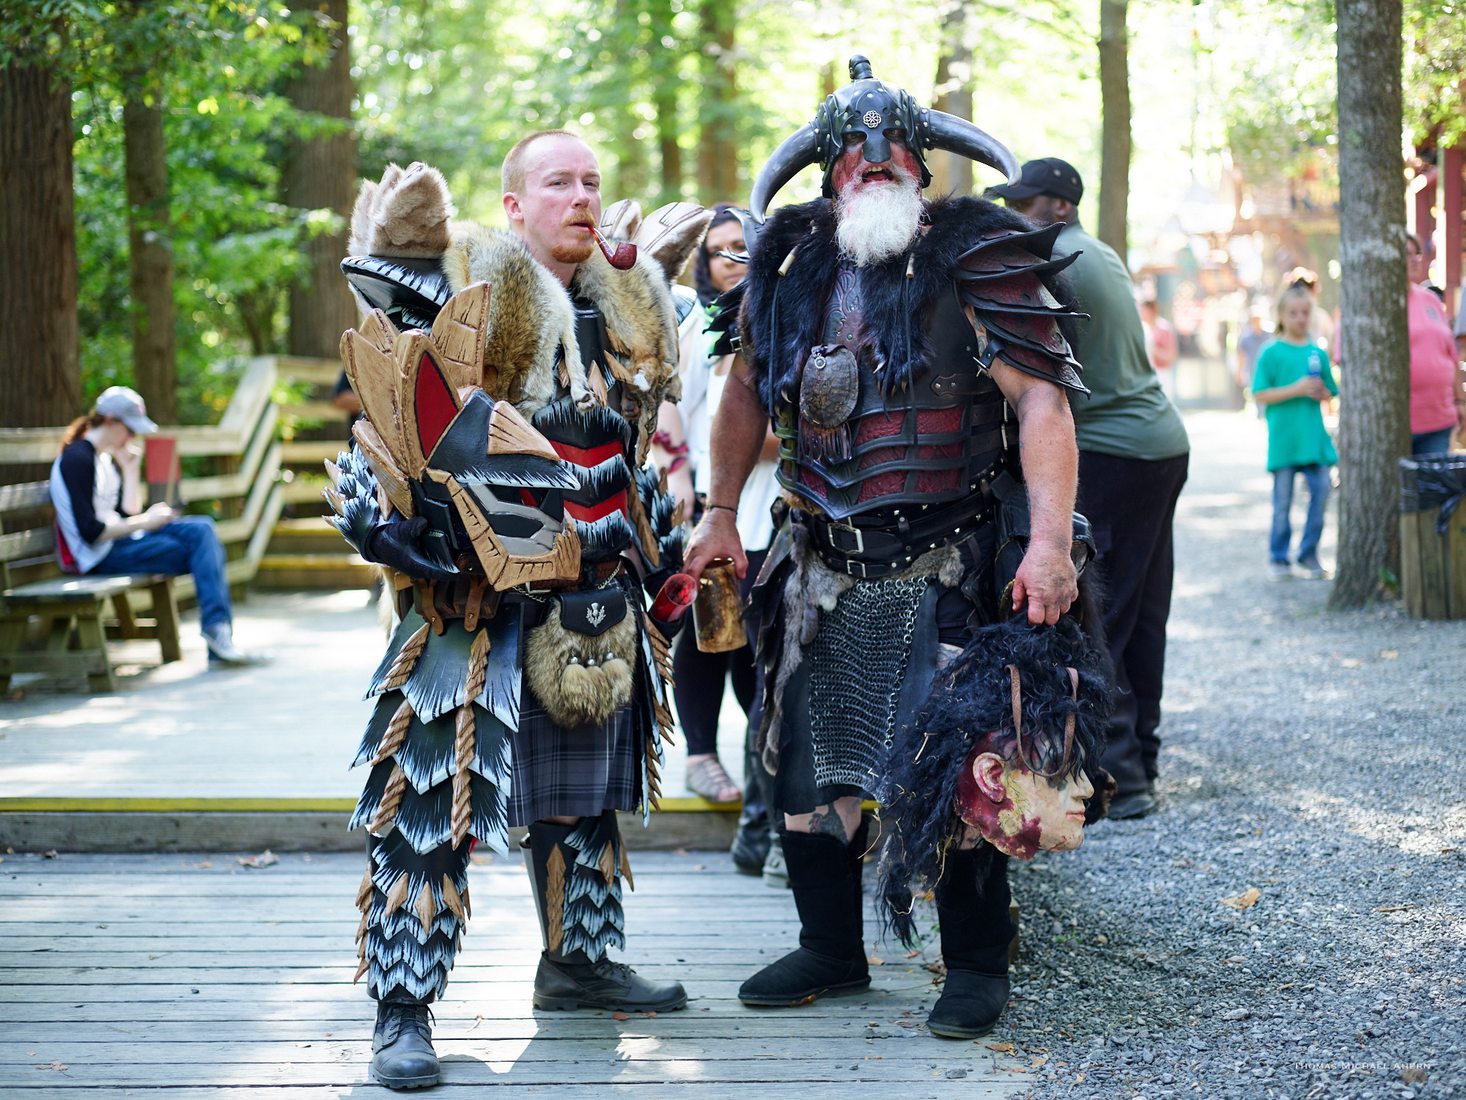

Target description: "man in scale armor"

left=327, top=132, right=710, bottom=1088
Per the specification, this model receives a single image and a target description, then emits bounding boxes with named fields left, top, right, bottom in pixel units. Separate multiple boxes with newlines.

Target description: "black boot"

left=738, top=819, right=871, bottom=1006
left=370, top=999, right=439, bottom=1089
left=731, top=731, right=772, bottom=873
left=523, top=819, right=687, bottom=1012
left=926, top=847, right=1012, bottom=1039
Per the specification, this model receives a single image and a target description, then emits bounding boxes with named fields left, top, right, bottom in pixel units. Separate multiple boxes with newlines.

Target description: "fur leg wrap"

left=357, top=832, right=472, bottom=1003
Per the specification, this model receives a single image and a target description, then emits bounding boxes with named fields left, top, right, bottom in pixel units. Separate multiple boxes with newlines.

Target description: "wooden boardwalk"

left=0, top=589, right=748, bottom=851
left=0, top=851, right=1029, bottom=1098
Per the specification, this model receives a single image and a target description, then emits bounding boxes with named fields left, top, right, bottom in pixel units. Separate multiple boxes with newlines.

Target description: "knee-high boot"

left=522, top=813, right=687, bottom=1012
left=927, top=846, right=1013, bottom=1039
left=738, top=818, right=871, bottom=1006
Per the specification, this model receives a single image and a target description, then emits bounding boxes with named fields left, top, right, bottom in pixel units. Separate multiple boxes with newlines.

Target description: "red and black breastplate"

left=773, top=264, right=1014, bottom=523
left=530, top=298, right=638, bottom=563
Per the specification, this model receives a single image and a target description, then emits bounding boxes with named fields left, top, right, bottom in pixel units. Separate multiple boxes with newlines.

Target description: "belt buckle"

left=844, top=557, right=870, bottom=579
left=829, top=520, right=865, bottom=555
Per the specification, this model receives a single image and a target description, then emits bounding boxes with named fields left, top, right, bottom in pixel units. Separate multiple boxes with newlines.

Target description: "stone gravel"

left=975, top=412, right=1465, bottom=1099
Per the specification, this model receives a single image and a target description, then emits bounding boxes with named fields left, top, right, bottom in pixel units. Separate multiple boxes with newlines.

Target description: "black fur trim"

left=739, top=197, right=1083, bottom=412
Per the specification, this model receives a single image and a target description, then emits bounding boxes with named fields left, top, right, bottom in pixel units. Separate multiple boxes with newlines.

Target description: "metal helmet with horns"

left=749, top=55, right=1020, bottom=220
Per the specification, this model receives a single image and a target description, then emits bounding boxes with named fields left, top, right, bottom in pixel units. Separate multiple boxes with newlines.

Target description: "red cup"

left=649, top=573, right=697, bottom=624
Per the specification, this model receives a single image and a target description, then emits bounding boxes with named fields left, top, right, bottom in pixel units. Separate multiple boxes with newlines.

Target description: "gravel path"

left=990, top=411, right=1466, bottom=1100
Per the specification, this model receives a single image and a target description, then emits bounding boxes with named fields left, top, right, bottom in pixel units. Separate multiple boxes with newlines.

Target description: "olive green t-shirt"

left=1058, top=222, right=1189, bottom=461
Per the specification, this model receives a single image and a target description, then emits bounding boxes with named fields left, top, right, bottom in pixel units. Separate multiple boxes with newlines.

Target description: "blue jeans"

left=1269, top=465, right=1330, bottom=565
left=90, top=516, right=232, bottom=632
left=1411, top=428, right=1452, bottom=456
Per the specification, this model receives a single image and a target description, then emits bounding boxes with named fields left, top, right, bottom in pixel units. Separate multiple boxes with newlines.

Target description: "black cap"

left=987, top=157, right=1084, bottom=205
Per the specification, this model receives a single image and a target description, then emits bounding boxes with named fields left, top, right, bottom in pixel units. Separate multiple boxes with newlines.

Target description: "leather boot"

left=926, top=847, right=1012, bottom=1039
left=731, top=733, right=772, bottom=873
left=738, top=819, right=871, bottom=1006
left=522, top=820, right=687, bottom=1012
left=370, top=999, right=439, bottom=1089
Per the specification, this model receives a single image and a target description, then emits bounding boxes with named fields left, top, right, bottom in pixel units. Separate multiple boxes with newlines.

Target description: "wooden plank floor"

left=0, top=590, right=750, bottom=807
left=0, top=851, right=1028, bottom=1098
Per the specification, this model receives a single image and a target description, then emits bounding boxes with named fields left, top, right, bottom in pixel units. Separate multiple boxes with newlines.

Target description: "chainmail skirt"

left=767, top=576, right=944, bottom=815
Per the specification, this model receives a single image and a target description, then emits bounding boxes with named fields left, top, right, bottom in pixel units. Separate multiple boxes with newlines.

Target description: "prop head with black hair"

left=876, top=615, right=1114, bottom=945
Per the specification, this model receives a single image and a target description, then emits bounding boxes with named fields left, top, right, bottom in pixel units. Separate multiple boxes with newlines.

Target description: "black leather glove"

left=362, top=515, right=459, bottom=582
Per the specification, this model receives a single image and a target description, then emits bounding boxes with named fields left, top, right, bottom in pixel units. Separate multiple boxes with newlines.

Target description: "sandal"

left=685, top=755, right=741, bottom=803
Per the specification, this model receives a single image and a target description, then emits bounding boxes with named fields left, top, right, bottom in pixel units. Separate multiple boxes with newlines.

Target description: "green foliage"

left=62, top=2, right=332, bottom=422
left=1404, top=0, right=1466, bottom=146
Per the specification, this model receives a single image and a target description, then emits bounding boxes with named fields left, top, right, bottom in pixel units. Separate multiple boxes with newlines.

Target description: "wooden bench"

left=0, top=478, right=182, bottom=692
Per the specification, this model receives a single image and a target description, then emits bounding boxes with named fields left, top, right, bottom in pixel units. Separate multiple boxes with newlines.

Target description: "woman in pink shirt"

left=1406, top=233, right=1460, bottom=455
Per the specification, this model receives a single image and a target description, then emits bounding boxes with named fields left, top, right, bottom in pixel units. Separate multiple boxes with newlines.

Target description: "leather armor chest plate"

left=774, top=269, right=1015, bottom=521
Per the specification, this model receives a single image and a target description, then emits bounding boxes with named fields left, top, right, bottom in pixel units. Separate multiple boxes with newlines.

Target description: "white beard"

left=835, top=173, right=922, bottom=267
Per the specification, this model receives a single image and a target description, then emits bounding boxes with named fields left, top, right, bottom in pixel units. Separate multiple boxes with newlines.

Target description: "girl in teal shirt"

left=1252, top=286, right=1339, bottom=579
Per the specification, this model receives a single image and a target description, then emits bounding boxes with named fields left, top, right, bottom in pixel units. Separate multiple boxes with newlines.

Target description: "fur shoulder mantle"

left=739, top=196, right=1076, bottom=409
left=348, top=161, right=681, bottom=420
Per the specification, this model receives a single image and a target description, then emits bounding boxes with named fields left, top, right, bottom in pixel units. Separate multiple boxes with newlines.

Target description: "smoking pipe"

left=589, top=224, right=637, bottom=270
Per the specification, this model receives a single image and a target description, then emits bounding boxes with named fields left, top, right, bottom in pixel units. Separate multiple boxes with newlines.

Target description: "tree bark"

left=649, top=0, right=682, bottom=202
left=0, top=22, right=81, bottom=427
left=118, top=2, right=177, bottom=425
left=696, top=0, right=737, bottom=203
left=1331, top=0, right=1409, bottom=609
left=1097, top=0, right=1131, bottom=257
left=283, top=0, right=358, bottom=361
left=931, top=3, right=974, bottom=198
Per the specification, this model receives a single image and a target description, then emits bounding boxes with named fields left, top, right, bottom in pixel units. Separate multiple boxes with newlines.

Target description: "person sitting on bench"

left=49, top=386, right=258, bottom=666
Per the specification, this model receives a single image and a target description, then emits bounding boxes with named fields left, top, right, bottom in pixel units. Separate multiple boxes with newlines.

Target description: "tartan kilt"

left=507, top=683, right=643, bottom=826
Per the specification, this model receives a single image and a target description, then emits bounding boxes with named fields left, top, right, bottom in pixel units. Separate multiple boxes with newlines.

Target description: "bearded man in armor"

left=327, top=131, right=711, bottom=1088
left=684, top=57, right=1100, bottom=1039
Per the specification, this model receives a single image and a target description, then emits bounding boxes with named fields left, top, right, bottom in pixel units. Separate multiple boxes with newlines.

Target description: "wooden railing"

left=0, top=357, right=288, bottom=604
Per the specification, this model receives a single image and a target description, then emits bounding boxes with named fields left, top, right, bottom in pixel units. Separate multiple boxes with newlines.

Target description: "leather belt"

left=800, top=483, right=998, bottom=579
left=413, top=559, right=626, bottom=631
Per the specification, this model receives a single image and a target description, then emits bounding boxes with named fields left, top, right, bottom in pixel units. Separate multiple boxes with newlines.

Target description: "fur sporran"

left=524, top=589, right=637, bottom=728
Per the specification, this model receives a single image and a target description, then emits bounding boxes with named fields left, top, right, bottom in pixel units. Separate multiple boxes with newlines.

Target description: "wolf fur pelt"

left=347, top=162, right=689, bottom=443
left=738, top=196, right=1070, bottom=413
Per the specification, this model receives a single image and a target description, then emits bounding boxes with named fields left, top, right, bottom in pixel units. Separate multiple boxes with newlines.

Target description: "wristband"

left=706, top=503, right=737, bottom=516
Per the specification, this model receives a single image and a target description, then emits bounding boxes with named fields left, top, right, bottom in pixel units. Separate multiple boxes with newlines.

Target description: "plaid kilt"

left=507, top=683, right=642, bottom=826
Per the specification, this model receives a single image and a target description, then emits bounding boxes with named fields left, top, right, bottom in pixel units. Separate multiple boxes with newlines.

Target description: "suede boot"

left=523, top=820, right=687, bottom=1012
left=738, top=819, right=871, bottom=1006
left=370, top=999, right=439, bottom=1090
left=926, top=847, right=1013, bottom=1039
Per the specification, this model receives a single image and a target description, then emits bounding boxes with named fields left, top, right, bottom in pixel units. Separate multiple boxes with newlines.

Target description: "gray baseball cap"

left=93, top=386, right=158, bottom=435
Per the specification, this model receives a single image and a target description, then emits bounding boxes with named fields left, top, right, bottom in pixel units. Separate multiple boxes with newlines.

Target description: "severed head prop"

left=876, top=617, right=1114, bottom=945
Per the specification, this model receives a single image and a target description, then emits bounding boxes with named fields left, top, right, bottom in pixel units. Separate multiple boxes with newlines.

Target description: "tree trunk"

left=118, top=2, right=177, bottom=425
left=931, top=3, right=974, bottom=198
left=0, top=24, right=80, bottom=427
left=1331, top=0, right=1409, bottom=609
left=696, top=0, right=737, bottom=203
left=649, top=0, right=682, bottom=203
left=1097, top=0, right=1131, bottom=257
left=283, top=0, right=358, bottom=360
